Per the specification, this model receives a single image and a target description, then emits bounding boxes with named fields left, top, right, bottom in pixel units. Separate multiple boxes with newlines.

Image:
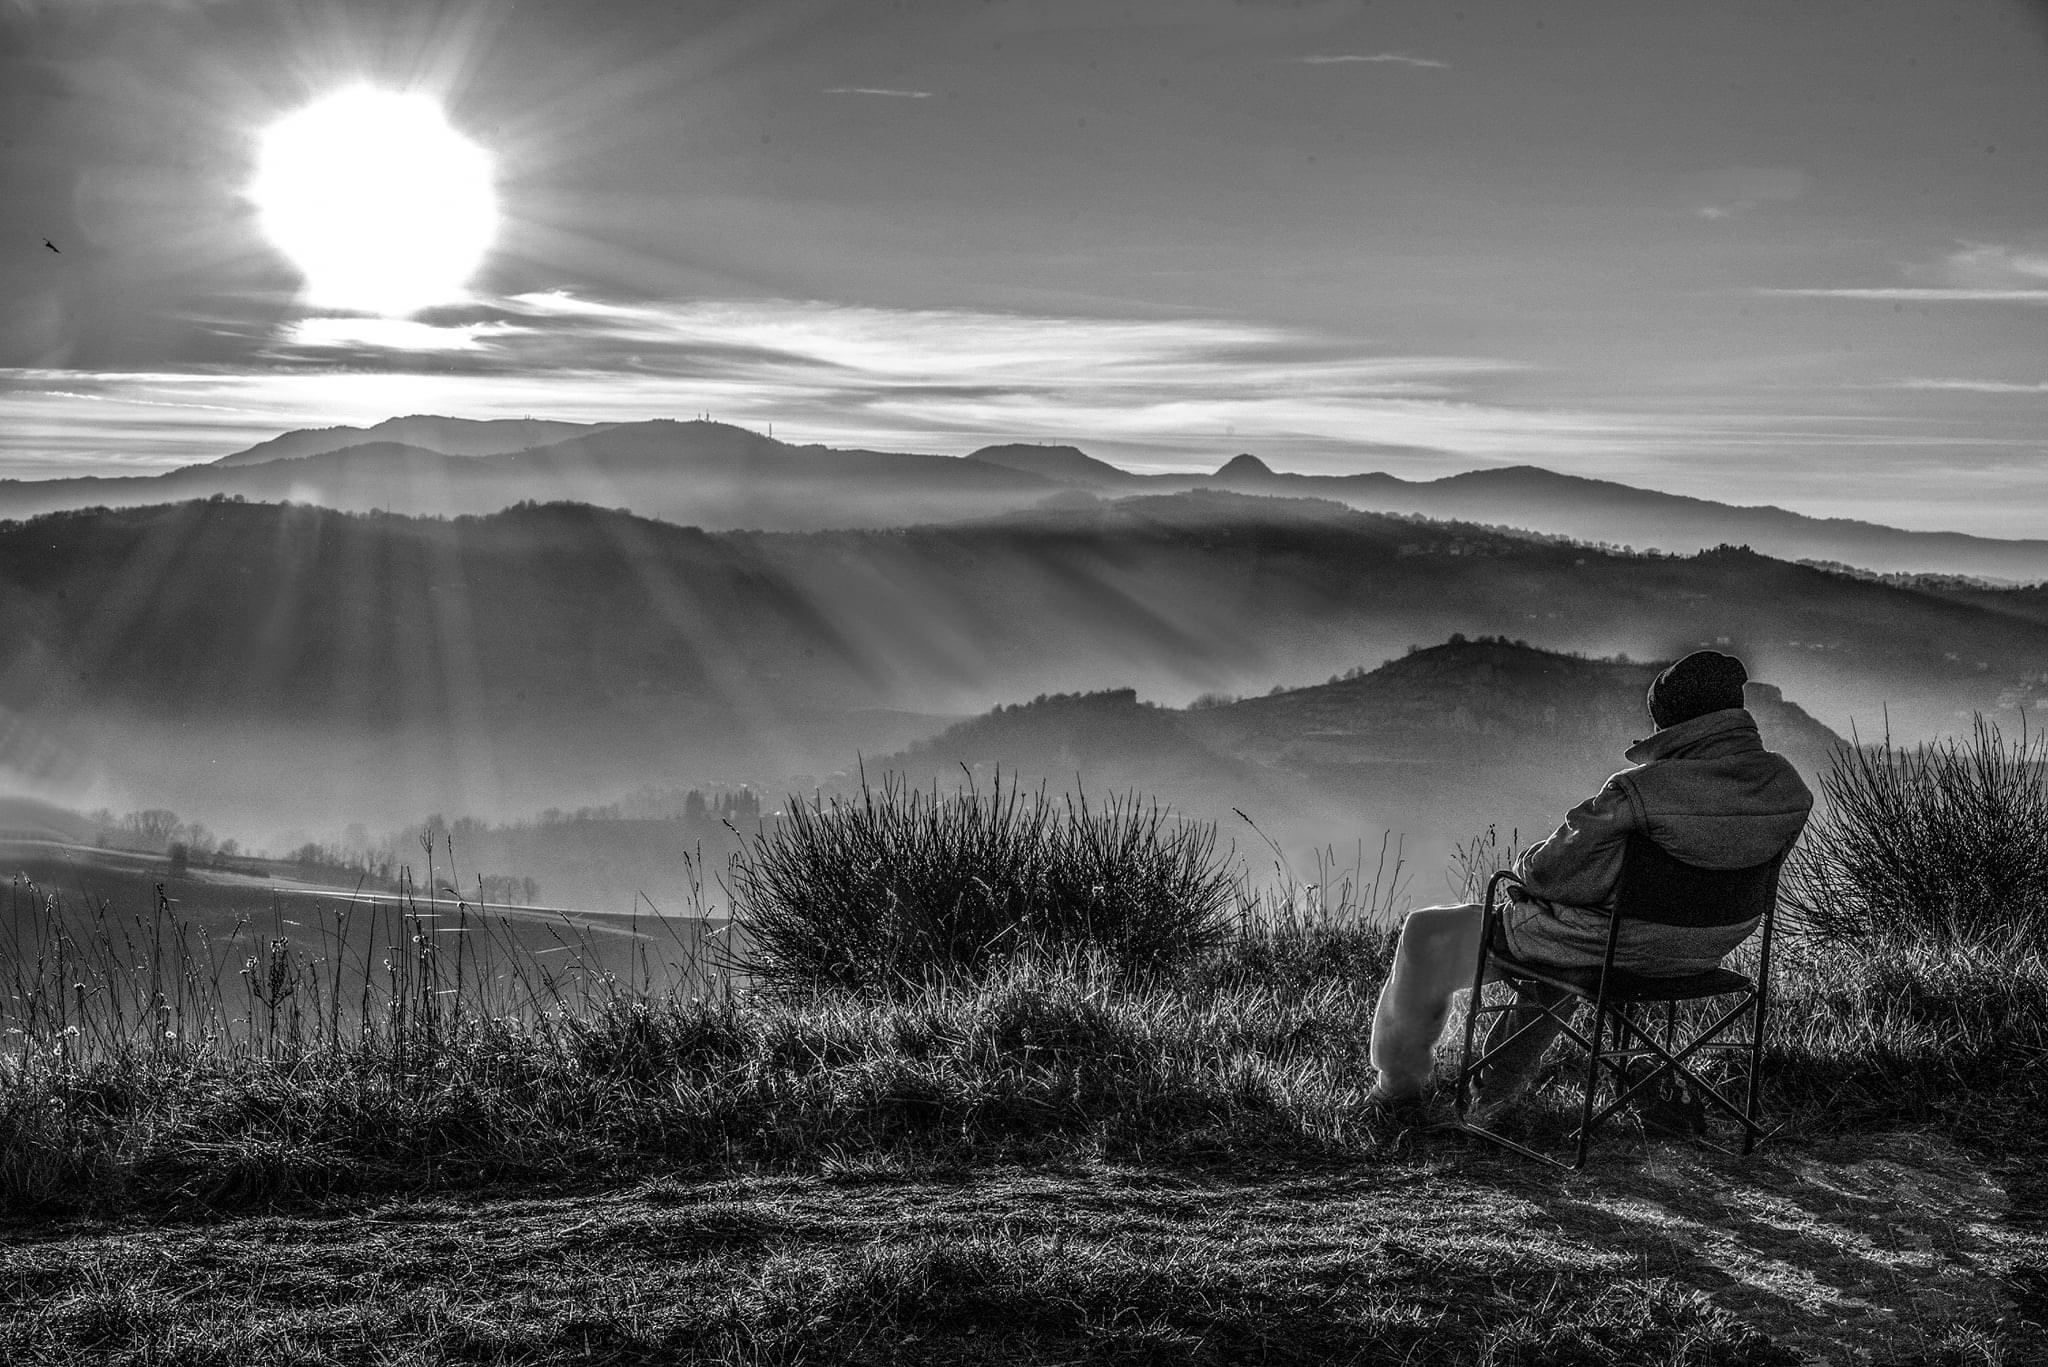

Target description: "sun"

left=251, top=87, right=497, bottom=318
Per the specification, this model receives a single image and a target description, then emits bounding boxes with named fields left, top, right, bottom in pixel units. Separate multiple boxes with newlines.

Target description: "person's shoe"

left=1362, top=1087, right=1429, bottom=1132
left=1462, top=1064, right=1541, bottom=1129
left=1462, top=1078, right=1544, bottom=1132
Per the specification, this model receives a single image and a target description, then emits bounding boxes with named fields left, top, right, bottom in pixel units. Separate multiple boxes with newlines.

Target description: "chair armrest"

left=1483, top=868, right=1526, bottom=905
left=1480, top=869, right=1525, bottom=951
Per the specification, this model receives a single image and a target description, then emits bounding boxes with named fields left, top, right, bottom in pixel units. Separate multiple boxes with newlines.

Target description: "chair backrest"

left=1612, top=833, right=1786, bottom=929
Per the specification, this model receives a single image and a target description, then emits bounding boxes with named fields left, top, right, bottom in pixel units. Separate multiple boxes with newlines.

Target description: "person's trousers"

left=1368, top=901, right=1571, bottom=1101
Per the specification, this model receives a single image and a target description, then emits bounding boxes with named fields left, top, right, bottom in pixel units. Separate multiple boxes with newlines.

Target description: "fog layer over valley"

left=5, top=481, right=2045, bottom=904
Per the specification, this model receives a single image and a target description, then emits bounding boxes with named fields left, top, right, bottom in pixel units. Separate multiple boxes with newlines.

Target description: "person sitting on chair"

left=1365, top=650, right=1813, bottom=1116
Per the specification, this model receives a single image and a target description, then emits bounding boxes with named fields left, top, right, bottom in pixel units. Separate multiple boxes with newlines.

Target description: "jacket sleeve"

left=1510, top=773, right=1642, bottom=910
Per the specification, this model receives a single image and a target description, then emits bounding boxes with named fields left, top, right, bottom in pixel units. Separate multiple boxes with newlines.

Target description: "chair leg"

left=1456, top=985, right=1595, bottom=1171
left=1475, top=979, right=1571, bottom=1105
left=1742, top=989, right=1767, bottom=1155
left=1461, top=977, right=1775, bottom=1167
left=1573, top=1003, right=1607, bottom=1170
left=1584, top=993, right=1772, bottom=1156
left=1577, top=1007, right=1678, bottom=1139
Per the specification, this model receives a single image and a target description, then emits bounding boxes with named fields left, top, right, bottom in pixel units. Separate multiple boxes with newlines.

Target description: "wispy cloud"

left=1765, top=241, right=2048, bottom=303
left=19, top=383, right=254, bottom=416
left=1763, top=288, right=2048, bottom=303
left=975, top=0, right=1365, bottom=38
left=419, top=291, right=1531, bottom=391
left=1690, top=166, right=1806, bottom=220
left=445, top=296, right=1541, bottom=462
left=1894, top=378, right=2048, bottom=393
left=1276, top=52, right=1448, bottom=69
left=5, top=295, right=1647, bottom=478
left=824, top=86, right=934, bottom=98
left=283, top=318, right=530, bottom=353
left=1935, top=243, right=2048, bottom=287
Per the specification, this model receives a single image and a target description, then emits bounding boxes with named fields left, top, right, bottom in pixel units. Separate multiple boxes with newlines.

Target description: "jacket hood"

left=1624, top=707, right=1761, bottom=766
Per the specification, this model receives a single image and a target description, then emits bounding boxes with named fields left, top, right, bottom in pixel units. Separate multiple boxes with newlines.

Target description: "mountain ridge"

left=5, top=415, right=2046, bottom=579
left=209, top=415, right=610, bottom=468
left=964, top=444, right=1137, bottom=487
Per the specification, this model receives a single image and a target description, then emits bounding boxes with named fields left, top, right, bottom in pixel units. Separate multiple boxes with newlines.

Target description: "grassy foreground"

left=0, top=909, right=2043, bottom=1363
left=10, top=1155, right=1972, bottom=1367
left=3, top=916, right=2044, bottom=1216
left=5, top=743, right=2048, bottom=1363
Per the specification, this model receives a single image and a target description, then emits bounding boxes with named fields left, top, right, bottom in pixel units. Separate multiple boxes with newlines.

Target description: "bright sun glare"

left=251, top=87, right=497, bottom=318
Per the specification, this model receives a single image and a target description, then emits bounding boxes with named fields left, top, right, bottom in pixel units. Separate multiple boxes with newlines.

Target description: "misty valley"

left=5, top=416, right=2046, bottom=947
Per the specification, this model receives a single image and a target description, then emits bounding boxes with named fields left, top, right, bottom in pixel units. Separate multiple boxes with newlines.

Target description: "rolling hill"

left=3, top=492, right=2042, bottom=839
left=877, top=640, right=1845, bottom=874
left=1184, top=639, right=1842, bottom=778
left=6, top=491, right=2039, bottom=735
left=962, top=444, right=1143, bottom=489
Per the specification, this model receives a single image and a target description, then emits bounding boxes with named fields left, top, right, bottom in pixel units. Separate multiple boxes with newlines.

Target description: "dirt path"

left=1, top=1130, right=2038, bottom=1365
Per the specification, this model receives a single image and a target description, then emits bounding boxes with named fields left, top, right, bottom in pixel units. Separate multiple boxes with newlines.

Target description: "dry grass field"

left=3, top=748, right=2044, bottom=1364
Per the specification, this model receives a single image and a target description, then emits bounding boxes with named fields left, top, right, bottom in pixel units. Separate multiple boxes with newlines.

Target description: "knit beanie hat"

left=1647, top=651, right=1748, bottom=729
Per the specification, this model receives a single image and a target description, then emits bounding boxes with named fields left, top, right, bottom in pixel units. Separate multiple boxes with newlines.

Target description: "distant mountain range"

left=5, top=492, right=2045, bottom=835
left=1200, top=455, right=2048, bottom=587
left=4, top=416, right=2046, bottom=581
left=0, top=420, right=1049, bottom=533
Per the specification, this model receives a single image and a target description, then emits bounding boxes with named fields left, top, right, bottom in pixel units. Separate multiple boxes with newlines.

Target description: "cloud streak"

left=1763, top=288, right=2048, bottom=303
left=283, top=318, right=532, bottom=352
left=1277, top=52, right=1448, bottom=68
left=1766, top=241, right=2048, bottom=303
left=1934, top=243, right=2048, bottom=287
left=8, top=294, right=1705, bottom=479
left=1894, top=379, right=2048, bottom=393
left=824, top=87, right=934, bottom=98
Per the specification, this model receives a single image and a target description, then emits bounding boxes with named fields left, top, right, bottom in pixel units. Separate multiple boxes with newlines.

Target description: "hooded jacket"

left=1510, top=707, right=1813, bottom=919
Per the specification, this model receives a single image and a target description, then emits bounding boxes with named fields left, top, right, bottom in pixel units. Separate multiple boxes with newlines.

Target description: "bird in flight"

left=43, top=239, right=60, bottom=253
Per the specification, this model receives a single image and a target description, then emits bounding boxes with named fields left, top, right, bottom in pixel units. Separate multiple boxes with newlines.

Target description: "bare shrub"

left=1786, top=716, right=2048, bottom=947
left=728, top=773, right=1236, bottom=993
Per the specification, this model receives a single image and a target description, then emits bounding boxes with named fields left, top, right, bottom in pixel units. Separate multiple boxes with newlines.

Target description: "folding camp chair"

left=1453, top=834, right=1786, bottom=1170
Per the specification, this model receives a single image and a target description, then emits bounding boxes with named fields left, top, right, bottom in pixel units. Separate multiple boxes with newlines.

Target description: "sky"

left=3, top=0, right=2048, bottom=534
